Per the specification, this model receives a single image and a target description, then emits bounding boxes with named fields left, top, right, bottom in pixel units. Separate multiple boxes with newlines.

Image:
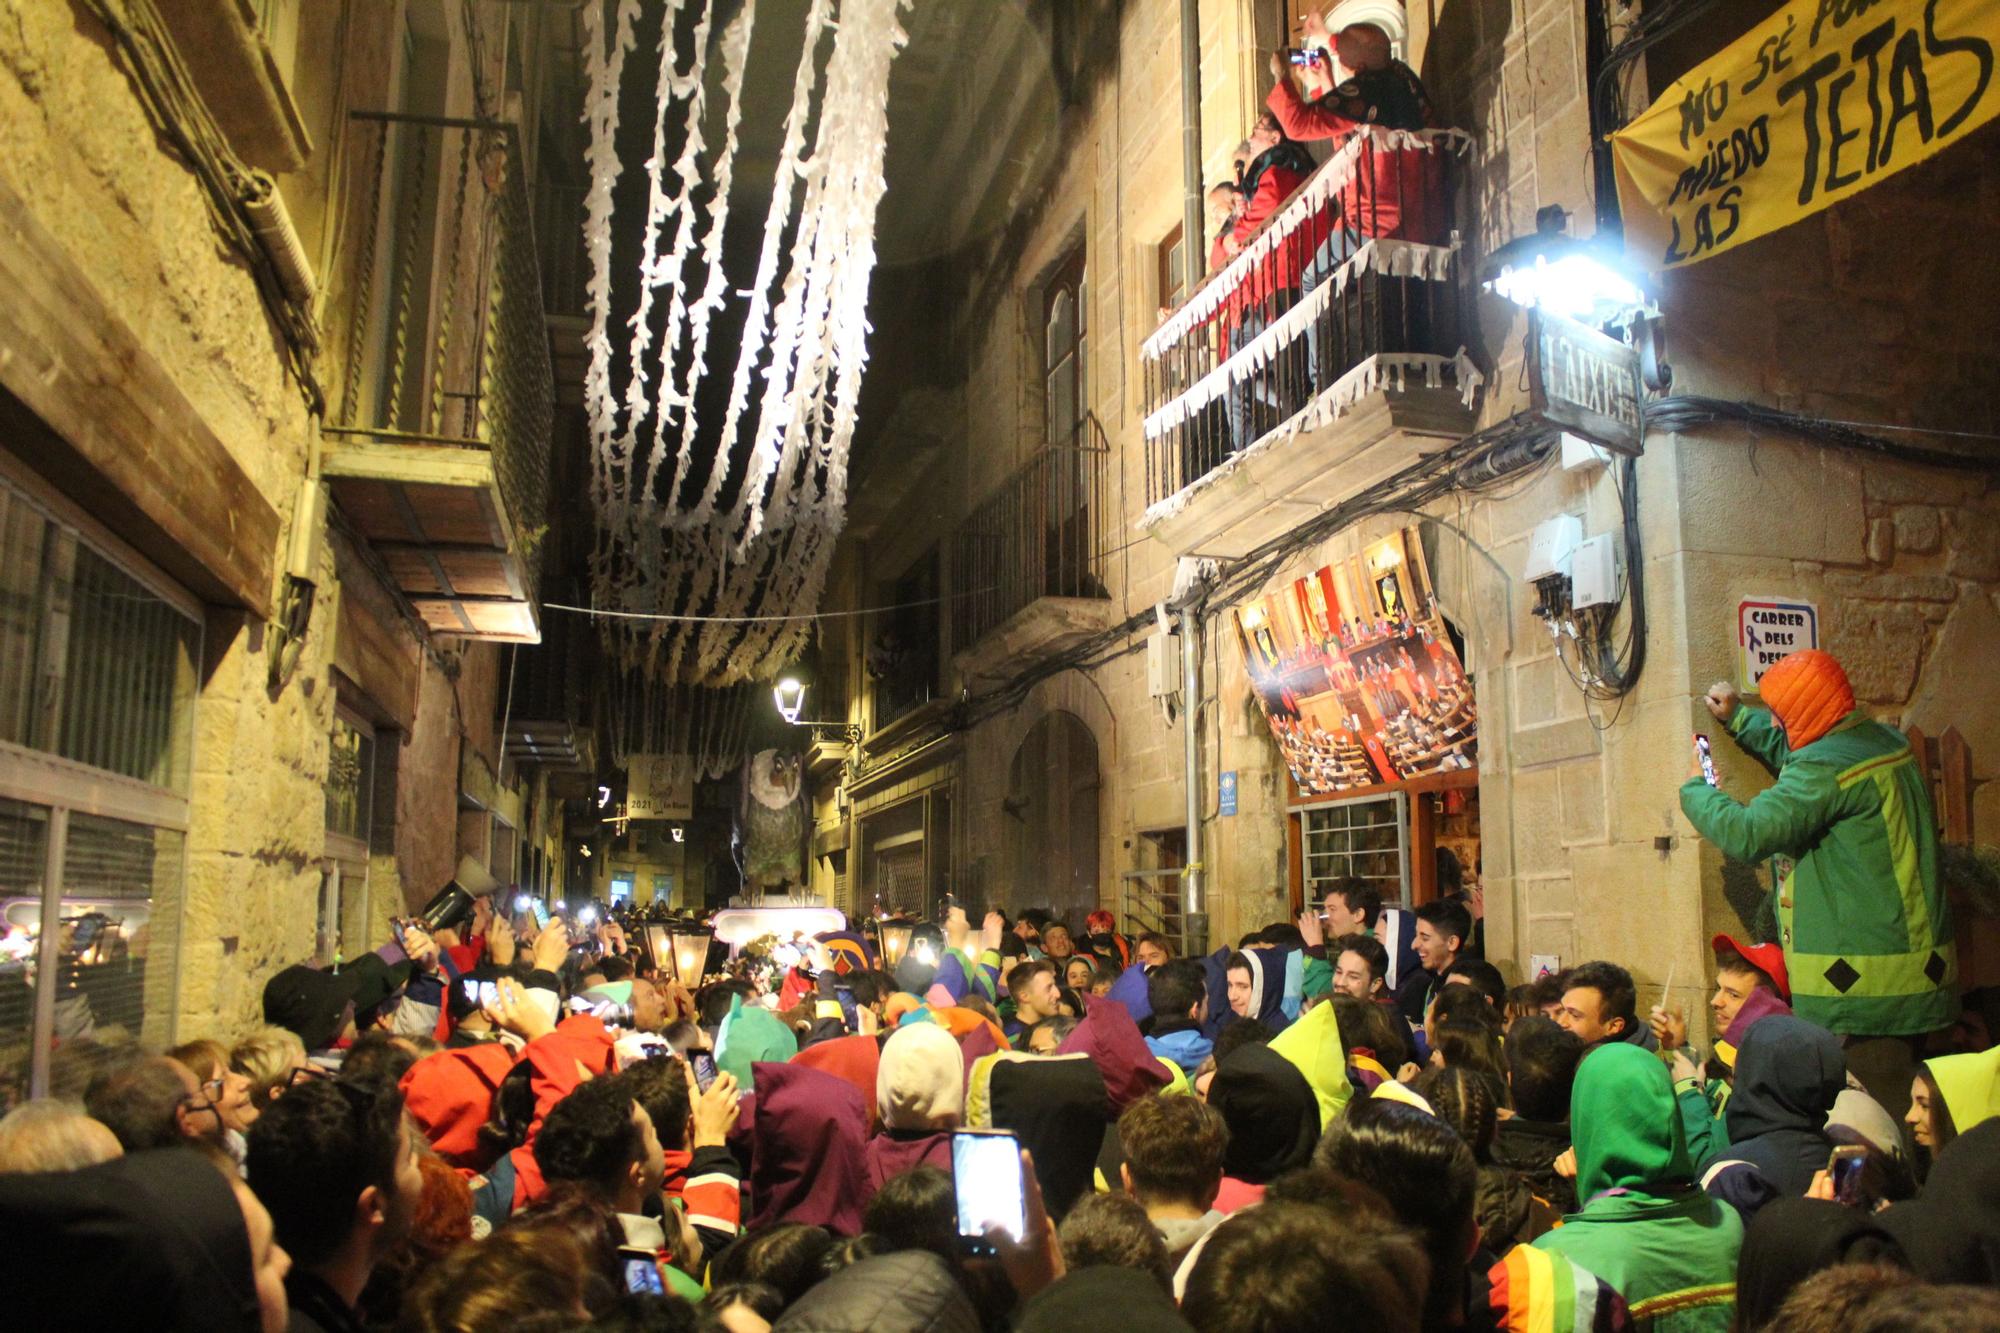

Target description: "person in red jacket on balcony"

left=1268, top=20, right=1441, bottom=391
left=1224, top=113, right=1320, bottom=453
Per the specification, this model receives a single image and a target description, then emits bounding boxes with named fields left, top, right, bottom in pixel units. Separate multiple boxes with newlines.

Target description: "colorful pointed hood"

left=1570, top=1042, right=1694, bottom=1203
left=1758, top=649, right=1855, bottom=749
left=1055, top=997, right=1170, bottom=1112
left=716, top=993, right=800, bottom=1092
left=1924, top=1046, right=2000, bottom=1136
left=1267, top=994, right=1353, bottom=1128
left=747, top=1060, right=870, bottom=1235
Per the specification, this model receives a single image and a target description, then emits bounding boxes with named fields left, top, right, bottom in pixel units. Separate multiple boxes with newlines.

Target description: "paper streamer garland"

left=582, top=0, right=912, bottom=704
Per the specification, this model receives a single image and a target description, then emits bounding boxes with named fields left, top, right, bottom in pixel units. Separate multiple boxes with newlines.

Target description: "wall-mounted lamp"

left=1482, top=206, right=1655, bottom=326
left=771, top=675, right=862, bottom=746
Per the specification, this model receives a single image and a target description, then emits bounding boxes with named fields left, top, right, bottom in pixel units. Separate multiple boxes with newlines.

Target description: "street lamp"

left=770, top=674, right=862, bottom=746
left=877, top=917, right=916, bottom=970
left=668, top=919, right=715, bottom=988
left=1481, top=206, right=1654, bottom=326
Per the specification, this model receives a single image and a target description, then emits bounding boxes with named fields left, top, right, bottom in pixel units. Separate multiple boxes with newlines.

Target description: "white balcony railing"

left=1140, top=127, right=1477, bottom=514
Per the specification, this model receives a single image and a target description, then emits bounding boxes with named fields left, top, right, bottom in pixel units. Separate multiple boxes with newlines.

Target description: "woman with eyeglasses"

left=170, top=1037, right=261, bottom=1140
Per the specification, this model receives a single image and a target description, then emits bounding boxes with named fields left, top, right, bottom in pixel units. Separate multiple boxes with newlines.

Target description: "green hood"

left=1925, top=1047, right=2000, bottom=1136
left=1571, top=1043, right=1694, bottom=1203
left=716, top=994, right=799, bottom=1091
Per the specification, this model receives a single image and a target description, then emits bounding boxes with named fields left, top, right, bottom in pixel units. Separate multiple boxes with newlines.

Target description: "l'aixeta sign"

left=1528, top=311, right=1644, bottom=455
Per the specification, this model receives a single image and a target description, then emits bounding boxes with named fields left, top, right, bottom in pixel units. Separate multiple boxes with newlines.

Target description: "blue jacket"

left=1145, top=1023, right=1214, bottom=1076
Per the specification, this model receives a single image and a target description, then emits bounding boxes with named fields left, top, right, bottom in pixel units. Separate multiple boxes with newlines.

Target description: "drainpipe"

left=1179, top=0, right=1205, bottom=283
left=1180, top=602, right=1206, bottom=956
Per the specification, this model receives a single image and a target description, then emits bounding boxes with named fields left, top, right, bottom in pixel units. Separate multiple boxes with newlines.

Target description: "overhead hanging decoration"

left=582, top=0, right=912, bottom=723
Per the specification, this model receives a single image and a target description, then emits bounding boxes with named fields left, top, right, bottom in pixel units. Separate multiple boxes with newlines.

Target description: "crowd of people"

left=2, top=826, right=1994, bottom=1331
left=0, top=643, right=1985, bottom=1332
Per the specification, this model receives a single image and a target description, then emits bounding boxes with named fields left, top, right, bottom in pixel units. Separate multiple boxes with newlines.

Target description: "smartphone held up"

left=952, top=1129, right=1027, bottom=1257
left=1694, top=733, right=1719, bottom=787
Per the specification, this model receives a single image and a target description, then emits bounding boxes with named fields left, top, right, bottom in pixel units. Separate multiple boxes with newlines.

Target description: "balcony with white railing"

left=1138, top=128, right=1482, bottom=559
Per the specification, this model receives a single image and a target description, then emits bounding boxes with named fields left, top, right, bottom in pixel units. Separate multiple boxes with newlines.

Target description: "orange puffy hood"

left=1760, top=650, right=1854, bottom=749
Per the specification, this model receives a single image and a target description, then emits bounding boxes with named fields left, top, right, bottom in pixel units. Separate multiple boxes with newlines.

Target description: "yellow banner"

left=1612, top=0, right=1998, bottom=269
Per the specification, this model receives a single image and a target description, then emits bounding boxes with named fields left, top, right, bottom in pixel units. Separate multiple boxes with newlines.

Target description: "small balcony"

left=1138, top=129, right=1480, bottom=559
left=950, top=435, right=1114, bottom=680
left=323, top=113, right=554, bottom=642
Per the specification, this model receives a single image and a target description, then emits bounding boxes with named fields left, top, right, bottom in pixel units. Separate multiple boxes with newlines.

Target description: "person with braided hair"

left=1414, top=1064, right=1559, bottom=1253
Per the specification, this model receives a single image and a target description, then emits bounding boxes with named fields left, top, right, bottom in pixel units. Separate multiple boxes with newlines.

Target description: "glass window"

left=0, top=473, right=197, bottom=1104
left=0, top=480, right=200, bottom=794
left=0, top=799, right=184, bottom=1107
left=1043, top=248, right=1087, bottom=448
left=1301, top=793, right=1409, bottom=910
left=325, top=715, right=375, bottom=843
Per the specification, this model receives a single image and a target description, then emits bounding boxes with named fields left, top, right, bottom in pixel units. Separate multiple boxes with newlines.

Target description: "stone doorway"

left=1004, top=711, right=1100, bottom=926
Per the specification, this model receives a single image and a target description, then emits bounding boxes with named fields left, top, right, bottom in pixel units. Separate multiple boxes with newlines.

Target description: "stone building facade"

left=805, top=0, right=2000, bottom=1042
left=0, top=0, right=586, bottom=1097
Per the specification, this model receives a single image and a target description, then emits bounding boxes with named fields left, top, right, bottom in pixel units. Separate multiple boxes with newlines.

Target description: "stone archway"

left=1004, top=711, right=1101, bottom=927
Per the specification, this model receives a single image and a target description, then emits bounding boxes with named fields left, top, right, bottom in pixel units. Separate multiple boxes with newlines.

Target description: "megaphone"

left=412, top=855, right=501, bottom=937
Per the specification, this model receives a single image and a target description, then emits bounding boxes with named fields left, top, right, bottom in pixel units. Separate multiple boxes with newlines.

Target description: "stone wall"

left=0, top=1, right=530, bottom=1046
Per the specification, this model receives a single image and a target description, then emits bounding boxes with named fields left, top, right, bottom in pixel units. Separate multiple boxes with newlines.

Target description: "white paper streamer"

left=584, top=0, right=911, bottom=692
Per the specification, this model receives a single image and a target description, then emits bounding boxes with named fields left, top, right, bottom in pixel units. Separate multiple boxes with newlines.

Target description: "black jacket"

left=1491, top=1115, right=1576, bottom=1215
left=774, top=1251, right=979, bottom=1333
left=0, top=1147, right=266, bottom=1332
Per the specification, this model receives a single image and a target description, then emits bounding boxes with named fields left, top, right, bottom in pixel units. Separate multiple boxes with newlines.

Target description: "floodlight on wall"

left=1481, top=206, right=1655, bottom=326
left=668, top=919, right=715, bottom=988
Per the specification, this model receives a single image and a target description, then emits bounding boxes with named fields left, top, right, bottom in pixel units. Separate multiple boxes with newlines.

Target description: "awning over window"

left=1612, top=0, right=1998, bottom=270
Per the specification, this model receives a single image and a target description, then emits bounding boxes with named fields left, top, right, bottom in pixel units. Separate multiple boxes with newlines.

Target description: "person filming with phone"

left=1679, top=649, right=1956, bottom=1116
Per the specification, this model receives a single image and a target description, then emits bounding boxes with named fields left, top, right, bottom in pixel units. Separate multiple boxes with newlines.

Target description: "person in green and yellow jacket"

left=1680, top=650, right=1956, bottom=1044
left=1533, top=1043, right=1743, bottom=1332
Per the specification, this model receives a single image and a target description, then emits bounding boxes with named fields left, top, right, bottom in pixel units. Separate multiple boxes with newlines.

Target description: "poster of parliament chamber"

left=1235, top=527, right=1478, bottom=798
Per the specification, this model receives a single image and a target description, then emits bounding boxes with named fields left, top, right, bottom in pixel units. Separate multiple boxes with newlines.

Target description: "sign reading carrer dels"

left=1739, top=596, right=1821, bottom=690
left=1612, top=0, right=1998, bottom=270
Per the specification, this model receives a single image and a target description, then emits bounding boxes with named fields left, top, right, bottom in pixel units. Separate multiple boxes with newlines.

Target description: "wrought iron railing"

left=949, top=431, right=1111, bottom=657
left=327, top=113, right=554, bottom=588
left=1141, top=128, right=1470, bottom=507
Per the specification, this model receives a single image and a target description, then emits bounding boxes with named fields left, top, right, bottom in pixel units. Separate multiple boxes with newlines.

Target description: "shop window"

left=610, top=874, right=634, bottom=907
left=0, top=471, right=198, bottom=1103
left=1300, top=792, right=1410, bottom=909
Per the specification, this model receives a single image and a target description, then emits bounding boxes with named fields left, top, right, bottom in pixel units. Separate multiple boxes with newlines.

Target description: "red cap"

left=1711, top=932, right=1789, bottom=1000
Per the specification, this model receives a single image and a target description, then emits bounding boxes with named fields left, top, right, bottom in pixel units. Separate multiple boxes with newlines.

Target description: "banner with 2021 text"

left=1611, top=0, right=1997, bottom=270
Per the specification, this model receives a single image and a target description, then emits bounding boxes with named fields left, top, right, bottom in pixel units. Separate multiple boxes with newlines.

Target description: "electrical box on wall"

left=1524, top=514, right=1583, bottom=583
left=1571, top=533, right=1620, bottom=609
left=1146, top=629, right=1179, bottom=699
